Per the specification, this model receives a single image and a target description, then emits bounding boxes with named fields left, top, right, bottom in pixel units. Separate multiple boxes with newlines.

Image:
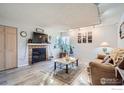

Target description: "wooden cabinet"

left=0, top=26, right=17, bottom=71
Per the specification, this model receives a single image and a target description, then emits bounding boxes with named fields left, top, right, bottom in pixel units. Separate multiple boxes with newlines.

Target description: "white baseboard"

left=17, top=63, right=29, bottom=67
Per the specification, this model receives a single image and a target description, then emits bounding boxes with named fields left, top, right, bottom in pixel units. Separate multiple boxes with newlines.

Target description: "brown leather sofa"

left=88, top=49, right=124, bottom=85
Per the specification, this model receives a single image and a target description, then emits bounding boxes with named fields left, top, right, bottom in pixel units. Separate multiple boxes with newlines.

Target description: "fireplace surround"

left=28, top=43, right=49, bottom=65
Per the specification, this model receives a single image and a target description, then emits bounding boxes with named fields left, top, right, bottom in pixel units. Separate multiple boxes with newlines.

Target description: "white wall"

left=1, top=3, right=124, bottom=67
left=69, top=24, right=117, bottom=65
left=68, top=3, right=124, bottom=65
left=0, top=19, right=63, bottom=67
left=98, top=4, right=124, bottom=48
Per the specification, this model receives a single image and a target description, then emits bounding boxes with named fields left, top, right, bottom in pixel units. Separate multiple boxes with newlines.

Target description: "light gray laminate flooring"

left=0, top=61, right=89, bottom=85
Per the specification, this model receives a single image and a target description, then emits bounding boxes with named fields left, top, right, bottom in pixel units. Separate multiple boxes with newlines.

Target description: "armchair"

left=88, top=62, right=122, bottom=85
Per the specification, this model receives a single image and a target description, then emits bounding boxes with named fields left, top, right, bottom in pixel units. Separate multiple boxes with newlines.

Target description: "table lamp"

left=100, top=42, right=110, bottom=54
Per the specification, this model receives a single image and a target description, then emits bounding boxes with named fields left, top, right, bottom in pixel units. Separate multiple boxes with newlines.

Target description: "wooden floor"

left=0, top=61, right=89, bottom=85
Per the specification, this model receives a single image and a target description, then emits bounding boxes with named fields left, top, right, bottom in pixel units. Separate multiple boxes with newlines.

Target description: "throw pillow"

left=104, top=58, right=111, bottom=64
left=109, top=48, right=119, bottom=62
left=115, top=56, right=123, bottom=66
left=109, top=58, right=114, bottom=64
left=102, top=55, right=110, bottom=63
left=118, top=57, right=124, bottom=70
left=104, top=58, right=114, bottom=65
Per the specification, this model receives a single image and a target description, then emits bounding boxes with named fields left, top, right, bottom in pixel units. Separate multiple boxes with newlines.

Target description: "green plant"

left=55, top=36, right=74, bottom=54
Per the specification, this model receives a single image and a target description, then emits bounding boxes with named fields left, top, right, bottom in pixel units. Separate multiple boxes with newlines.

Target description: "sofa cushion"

left=115, top=56, right=123, bottom=66
left=109, top=48, right=119, bottom=62
left=109, top=48, right=124, bottom=65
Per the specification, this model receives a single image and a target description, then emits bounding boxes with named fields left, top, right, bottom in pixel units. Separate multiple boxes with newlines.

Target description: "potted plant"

left=54, top=36, right=74, bottom=58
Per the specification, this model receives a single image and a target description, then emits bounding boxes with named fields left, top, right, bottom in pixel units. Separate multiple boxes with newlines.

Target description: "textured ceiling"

left=0, top=3, right=100, bottom=30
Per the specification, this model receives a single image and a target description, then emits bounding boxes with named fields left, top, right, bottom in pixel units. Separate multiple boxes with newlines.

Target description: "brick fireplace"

left=28, top=43, right=49, bottom=65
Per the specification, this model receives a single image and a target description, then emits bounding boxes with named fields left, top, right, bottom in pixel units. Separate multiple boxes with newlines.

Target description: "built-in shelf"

left=27, top=43, right=50, bottom=46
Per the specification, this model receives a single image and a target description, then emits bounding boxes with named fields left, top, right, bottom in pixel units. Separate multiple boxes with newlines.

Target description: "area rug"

left=53, top=64, right=85, bottom=85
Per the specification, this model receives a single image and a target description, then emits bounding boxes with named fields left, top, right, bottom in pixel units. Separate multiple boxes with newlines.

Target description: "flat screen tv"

left=32, top=32, right=48, bottom=43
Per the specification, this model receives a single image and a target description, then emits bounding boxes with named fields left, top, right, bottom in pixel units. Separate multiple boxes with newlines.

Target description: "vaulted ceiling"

left=0, top=3, right=100, bottom=30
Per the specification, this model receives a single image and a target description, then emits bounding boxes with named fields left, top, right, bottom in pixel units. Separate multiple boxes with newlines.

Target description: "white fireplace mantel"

left=27, top=43, right=50, bottom=46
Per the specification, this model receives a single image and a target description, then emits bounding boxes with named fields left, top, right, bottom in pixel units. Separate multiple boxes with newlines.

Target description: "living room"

left=0, top=3, right=124, bottom=87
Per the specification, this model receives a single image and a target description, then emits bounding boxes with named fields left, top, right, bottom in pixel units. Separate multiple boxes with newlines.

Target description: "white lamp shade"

left=100, top=42, right=110, bottom=47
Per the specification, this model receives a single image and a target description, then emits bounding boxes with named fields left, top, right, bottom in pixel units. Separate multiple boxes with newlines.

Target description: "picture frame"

left=82, top=32, right=87, bottom=43
left=77, top=32, right=93, bottom=43
left=77, top=33, right=81, bottom=43
left=36, top=28, right=44, bottom=33
left=88, top=32, right=92, bottom=43
left=120, top=22, right=124, bottom=39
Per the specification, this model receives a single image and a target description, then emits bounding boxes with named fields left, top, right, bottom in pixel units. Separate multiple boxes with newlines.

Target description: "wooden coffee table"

left=54, top=57, right=78, bottom=73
